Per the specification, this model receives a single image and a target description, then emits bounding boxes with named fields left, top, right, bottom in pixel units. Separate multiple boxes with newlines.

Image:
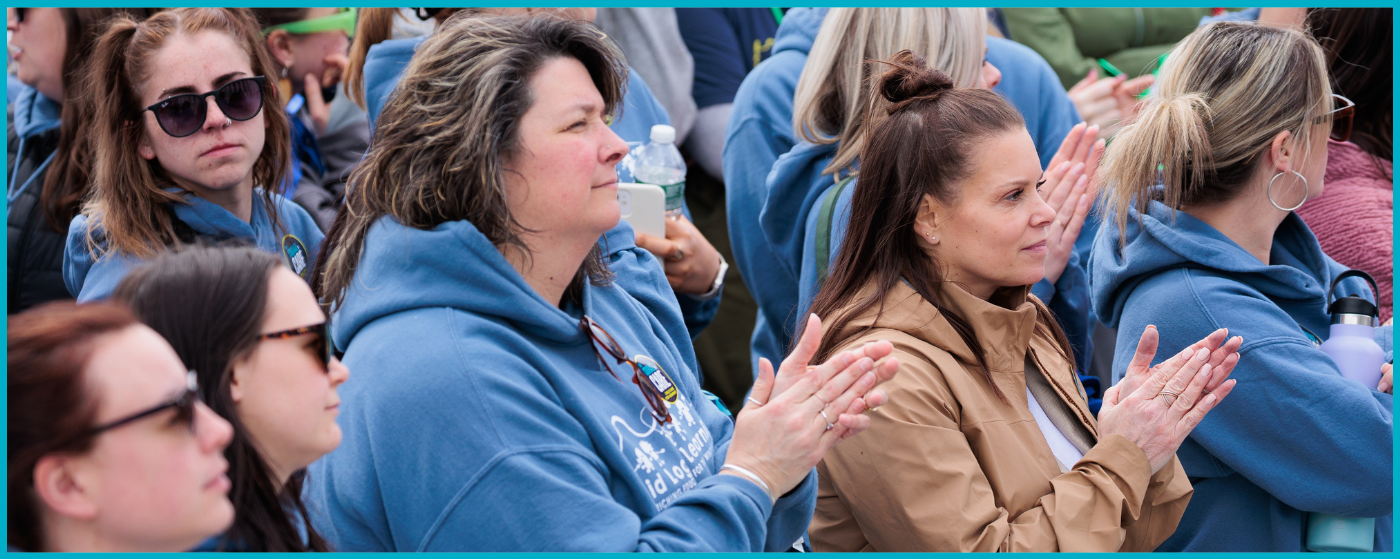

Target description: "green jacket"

left=1001, top=8, right=1218, bottom=89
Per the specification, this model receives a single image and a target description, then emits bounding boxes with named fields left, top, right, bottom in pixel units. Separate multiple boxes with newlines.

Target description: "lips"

left=205, top=464, right=231, bottom=492
left=593, top=177, right=619, bottom=189
left=1022, top=241, right=1048, bottom=253
left=201, top=142, right=241, bottom=158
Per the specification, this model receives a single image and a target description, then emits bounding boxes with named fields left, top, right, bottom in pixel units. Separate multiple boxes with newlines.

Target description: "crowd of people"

left=6, top=6, right=1393, bottom=553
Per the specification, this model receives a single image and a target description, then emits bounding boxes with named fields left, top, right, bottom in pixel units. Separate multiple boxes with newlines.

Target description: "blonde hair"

left=791, top=8, right=986, bottom=177
left=1101, top=21, right=1332, bottom=234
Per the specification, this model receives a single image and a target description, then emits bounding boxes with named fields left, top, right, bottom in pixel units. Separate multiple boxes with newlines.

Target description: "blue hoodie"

left=1090, top=201, right=1392, bottom=552
left=304, top=216, right=817, bottom=551
left=743, top=31, right=1091, bottom=373
left=360, top=34, right=718, bottom=339
left=722, top=7, right=827, bottom=374
left=63, top=190, right=324, bottom=302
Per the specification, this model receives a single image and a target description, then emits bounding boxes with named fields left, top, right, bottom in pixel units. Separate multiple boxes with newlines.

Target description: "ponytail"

left=1100, top=94, right=1214, bottom=239
left=345, top=8, right=400, bottom=109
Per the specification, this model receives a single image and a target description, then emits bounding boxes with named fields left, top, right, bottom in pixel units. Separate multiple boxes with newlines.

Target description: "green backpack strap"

left=815, top=175, right=856, bottom=289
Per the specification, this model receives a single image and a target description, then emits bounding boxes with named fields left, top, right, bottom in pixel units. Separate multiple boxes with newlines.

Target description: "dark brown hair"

left=79, top=8, right=292, bottom=259
left=37, top=8, right=161, bottom=233
left=114, top=245, right=329, bottom=552
left=807, top=51, right=1073, bottom=402
left=8, top=301, right=140, bottom=552
left=319, top=14, right=625, bottom=307
left=1307, top=8, right=1392, bottom=164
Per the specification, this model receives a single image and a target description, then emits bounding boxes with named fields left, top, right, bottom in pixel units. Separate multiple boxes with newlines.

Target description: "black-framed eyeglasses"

left=144, top=76, right=267, bottom=138
left=1312, top=93, right=1355, bottom=143
left=581, top=316, right=672, bottom=424
left=65, top=371, right=201, bottom=445
left=258, top=319, right=333, bottom=371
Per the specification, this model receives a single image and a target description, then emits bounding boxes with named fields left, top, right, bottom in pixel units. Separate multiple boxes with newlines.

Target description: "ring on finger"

left=668, top=247, right=685, bottom=262
left=746, top=396, right=765, bottom=407
left=1158, top=390, right=1180, bottom=406
left=819, top=409, right=834, bottom=431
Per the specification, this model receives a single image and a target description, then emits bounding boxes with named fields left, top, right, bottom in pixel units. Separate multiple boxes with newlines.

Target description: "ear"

left=228, top=356, right=253, bottom=404
left=916, top=194, right=941, bottom=244
left=137, top=126, right=156, bottom=161
left=264, top=30, right=295, bottom=69
left=32, top=455, right=99, bottom=521
left=1266, top=129, right=1295, bottom=174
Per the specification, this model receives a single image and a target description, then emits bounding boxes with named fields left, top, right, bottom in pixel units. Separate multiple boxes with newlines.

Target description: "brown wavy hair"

left=807, top=51, right=1073, bottom=402
left=78, top=8, right=292, bottom=260
left=36, top=8, right=161, bottom=233
left=318, top=14, right=626, bottom=307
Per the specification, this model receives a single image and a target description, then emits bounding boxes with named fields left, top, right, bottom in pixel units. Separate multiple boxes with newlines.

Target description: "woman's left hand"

left=1379, top=363, right=1392, bottom=394
left=1038, top=125, right=1102, bottom=284
left=635, top=216, right=723, bottom=296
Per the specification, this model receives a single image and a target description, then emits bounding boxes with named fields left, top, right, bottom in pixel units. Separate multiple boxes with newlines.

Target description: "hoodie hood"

left=772, top=8, right=827, bottom=56
left=1090, top=200, right=1338, bottom=328
left=759, top=140, right=839, bottom=283
left=12, top=85, right=61, bottom=139
left=332, top=216, right=587, bottom=351
left=362, top=36, right=424, bottom=132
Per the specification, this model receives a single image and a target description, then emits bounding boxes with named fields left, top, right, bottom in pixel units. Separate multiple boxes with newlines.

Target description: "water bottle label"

left=664, top=181, right=686, bottom=213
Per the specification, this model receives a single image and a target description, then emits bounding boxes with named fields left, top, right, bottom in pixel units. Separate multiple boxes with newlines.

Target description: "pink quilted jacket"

left=1296, top=140, right=1393, bottom=322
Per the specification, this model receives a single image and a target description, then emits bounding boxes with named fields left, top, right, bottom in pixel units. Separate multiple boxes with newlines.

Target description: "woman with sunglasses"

left=1092, top=22, right=1393, bottom=551
left=63, top=8, right=325, bottom=303
left=113, top=245, right=349, bottom=551
left=6, top=8, right=158, bottom=314
left=252, top=8, right=365, bottom=233
left=8, top=301, right=236, bottom=552
left=309, top=15, right=898, bottom=551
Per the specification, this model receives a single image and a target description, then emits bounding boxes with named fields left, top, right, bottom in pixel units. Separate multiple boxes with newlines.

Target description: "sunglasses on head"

left=1312, top=94, right=1356, bottom=143
left=67, top=371, right=201, bottom=446
left=258, top=319, right=334, bottom=371
left=581, top=316, right=672, bottom=424
left=144, top=76, right=267, bottom=138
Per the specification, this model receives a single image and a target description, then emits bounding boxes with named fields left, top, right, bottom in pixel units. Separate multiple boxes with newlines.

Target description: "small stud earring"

left=928, top=235, right=937, bottom=242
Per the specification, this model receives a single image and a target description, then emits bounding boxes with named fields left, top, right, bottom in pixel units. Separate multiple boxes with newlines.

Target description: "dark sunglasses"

left=65, top=371, right=201, bottom=446
left=144, top=76, right=267, bottom=138
left=10, top=7, right=26, bottom=23
left=259, top=319, right=333, bottom=371
left=581, top=316, right=672, bottom=424
left=1312, top=94, right=1355, bottom=143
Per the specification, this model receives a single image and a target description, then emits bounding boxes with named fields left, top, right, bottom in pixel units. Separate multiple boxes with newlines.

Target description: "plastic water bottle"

left=632, top=124, right=687, bottom=218
left=1307, top=270, right=1382, bottom=552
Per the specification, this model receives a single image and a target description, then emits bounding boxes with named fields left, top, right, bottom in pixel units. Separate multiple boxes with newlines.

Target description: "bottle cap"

left=1330, top=296, right=1378, bottom=324
left=650, top=124, right=675, bottom=144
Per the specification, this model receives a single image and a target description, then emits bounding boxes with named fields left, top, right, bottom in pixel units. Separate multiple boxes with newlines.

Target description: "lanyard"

left=770, top=7, right=783, bottom=26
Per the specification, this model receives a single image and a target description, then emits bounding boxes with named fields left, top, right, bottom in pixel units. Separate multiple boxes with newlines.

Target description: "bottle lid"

left=1330, top=296, right=1378, bottom=323
left=649, top=124, right=675, bottom=145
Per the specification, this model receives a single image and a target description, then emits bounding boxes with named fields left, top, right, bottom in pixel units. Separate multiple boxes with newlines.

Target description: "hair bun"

left=876, top=50, right=955, bottom=112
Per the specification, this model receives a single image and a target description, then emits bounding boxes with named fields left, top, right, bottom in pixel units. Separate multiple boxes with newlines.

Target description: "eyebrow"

left=563, top=100, right=601, bottom=116
left=159, top=71, right=248, bottom=98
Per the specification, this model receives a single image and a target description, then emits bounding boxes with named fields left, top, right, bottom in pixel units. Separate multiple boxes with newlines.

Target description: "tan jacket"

left=811, top=281, right=1191, bottom=552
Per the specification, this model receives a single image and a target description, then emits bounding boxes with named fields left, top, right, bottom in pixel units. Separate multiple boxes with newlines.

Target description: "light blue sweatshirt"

left=360, top=34, right=719, bottom=339
left=304, top=216, right=816, bottom=551
left=1090, top=200, right=1392, bottom=551
left=63, top=189, right=324, bottom=302
left=721, top=7, right=828, bottom=374
left=733, top=26, right=1089, bottom=373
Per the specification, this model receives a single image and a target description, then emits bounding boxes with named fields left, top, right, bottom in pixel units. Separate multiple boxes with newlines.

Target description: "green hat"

left=263, top=8, right=356, bottom=36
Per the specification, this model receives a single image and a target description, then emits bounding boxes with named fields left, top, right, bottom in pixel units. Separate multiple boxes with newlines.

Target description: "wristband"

left=720, top=464, right=777, bottom=504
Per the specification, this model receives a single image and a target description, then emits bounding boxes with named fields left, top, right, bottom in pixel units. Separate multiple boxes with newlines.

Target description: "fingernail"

left=1072, top=162, right=1086, bottom=173
left=859, top=357, right=874, bottom=371
left=1195, top=348, right=1209, bottom=361
left=1179, top=347, right=1194, bottom=359
left=1058, top=161, right=1071, bottom=172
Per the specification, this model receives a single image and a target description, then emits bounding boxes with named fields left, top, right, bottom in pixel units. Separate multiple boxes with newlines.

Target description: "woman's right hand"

left=721, top=314, right=900, bottom=497
left=1096, top=341, right=1238, bottom=474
